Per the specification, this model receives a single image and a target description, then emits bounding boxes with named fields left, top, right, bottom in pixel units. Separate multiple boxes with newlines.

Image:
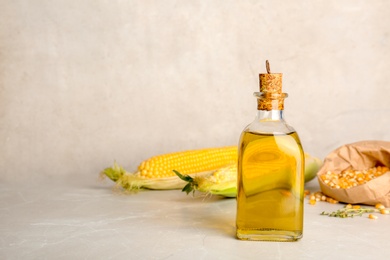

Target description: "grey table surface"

left=1, top=175, right=388, bottom=260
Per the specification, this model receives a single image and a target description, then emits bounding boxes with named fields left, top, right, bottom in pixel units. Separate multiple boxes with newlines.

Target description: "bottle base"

left=236, top=229, right=302, bottom=242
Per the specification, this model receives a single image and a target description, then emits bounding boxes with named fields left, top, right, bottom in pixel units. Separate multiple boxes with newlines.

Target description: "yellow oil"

left=236, top=131, right=304, bottom=241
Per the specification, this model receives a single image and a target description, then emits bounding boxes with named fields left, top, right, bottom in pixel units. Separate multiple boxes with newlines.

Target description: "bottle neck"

left=256, top=109, right=285, bottom=121
left=253, top=92, right=288, bottom=122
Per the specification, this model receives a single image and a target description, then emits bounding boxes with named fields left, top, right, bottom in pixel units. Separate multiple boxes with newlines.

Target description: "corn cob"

left=101, top=146, right=237, bottom=191
left=175, top=153, right=323, bottom=197
left=101, top=146, right=322, bottom=195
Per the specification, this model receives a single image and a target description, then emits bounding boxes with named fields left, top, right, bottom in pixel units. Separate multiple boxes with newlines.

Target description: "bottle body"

left=236, top=110, right=305, bottom=241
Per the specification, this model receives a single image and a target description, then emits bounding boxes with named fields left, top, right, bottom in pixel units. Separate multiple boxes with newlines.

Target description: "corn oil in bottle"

left=236, top=61, right=305, bottom=241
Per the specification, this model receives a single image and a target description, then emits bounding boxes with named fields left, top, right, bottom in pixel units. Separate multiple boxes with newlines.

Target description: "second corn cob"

left=175, top=153, right=323, bottom=197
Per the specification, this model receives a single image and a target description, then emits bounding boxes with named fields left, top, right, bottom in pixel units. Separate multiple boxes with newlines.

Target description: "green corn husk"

left=101, top=162, right=208, bottom=191
left=304, top=154, right=323, bottom=182
left=174, top=165, right=238, bottom=197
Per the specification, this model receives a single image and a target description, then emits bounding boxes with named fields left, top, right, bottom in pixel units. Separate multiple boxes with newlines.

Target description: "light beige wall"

left=1, top=0, right=389, bottom=181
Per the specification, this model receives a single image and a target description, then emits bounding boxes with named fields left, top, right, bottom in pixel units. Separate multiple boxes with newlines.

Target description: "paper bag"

left=317, top=140, right=390, bottom=207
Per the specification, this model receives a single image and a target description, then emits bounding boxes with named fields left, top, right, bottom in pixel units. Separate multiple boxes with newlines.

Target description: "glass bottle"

left=236, top=61, right=305, bottom=241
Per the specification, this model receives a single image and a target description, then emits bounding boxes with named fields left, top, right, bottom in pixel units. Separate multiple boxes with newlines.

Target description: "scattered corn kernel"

left=307, top=191, right=339, bottom=205
left=352, top=205, right=361, bottom=209
left=326, top=197, right=339, bottom=204
left=380, top=209, right=389, bottom=215
left=375, top=203, right=385, bottom=210
left=368, top=214, right=378, bottom=219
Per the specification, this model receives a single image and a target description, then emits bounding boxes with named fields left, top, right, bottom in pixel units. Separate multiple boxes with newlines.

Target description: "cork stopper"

left=259, top=60, right=282, bottom=94
left=256, top=60, right=287, bottom=111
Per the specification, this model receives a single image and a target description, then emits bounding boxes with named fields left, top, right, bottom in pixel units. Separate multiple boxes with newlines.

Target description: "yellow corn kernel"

left=326, top=197, right=339, bottom=204
left=380, top=209, right=389, bottom=215
left=375, top=203, right=385, bottom=210
left=352, top=205, right=361, bottom=209
left=368, top=214, right=378, bottom=219
left=309, top=199, right=316, bottom=205
left=138, top=146, right=237, bottom=178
